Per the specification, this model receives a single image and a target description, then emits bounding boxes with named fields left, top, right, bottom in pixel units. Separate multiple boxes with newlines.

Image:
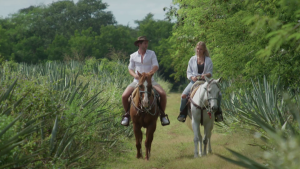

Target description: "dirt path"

left=105, top=93, right=263, bottom=169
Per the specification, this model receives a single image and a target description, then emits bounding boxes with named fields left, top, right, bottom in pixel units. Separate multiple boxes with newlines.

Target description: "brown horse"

left=130, top=71, right=159, bottom=160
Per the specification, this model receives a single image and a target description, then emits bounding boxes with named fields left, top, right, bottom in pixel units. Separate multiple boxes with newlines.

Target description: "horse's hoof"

left=194, top=154, right=198, bottom=158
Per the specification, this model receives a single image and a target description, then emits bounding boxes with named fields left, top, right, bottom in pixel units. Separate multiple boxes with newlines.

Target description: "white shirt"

left=128, top=50, right=159, bottom=83
left=187, top=56, right=213, bottom=80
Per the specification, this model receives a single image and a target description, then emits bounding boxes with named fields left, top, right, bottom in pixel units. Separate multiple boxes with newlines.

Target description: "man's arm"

left=129, top=69, right=139, bottom=79
left=149, top=51, right=159, bottom=75
left=148, top=65, right=158, bottom=75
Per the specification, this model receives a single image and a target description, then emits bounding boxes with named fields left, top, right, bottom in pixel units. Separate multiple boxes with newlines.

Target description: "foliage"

left=163, top=0, right=300, bottom=89
left=68, top=28, right=96, bottom=60
left=0, top=80, right=39, bottom=168
left=0, top=26, right=11, bottom=62
left=47, top=34, right=69, bottom=61
left=0, top=59, right=172, bottom=168
left=0, top=0, right=116, bottom=63
left=0, top=1, right=174, bottom=74
left=218, top=76, right=300, bottom=168
left=93, top=25, right=137, bottom=58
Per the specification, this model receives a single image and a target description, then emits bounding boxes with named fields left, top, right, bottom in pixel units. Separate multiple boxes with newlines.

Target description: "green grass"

left=104, top=93, right=265, bottom=169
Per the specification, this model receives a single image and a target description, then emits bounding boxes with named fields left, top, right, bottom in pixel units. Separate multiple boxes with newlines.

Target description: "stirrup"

left=160, top=114, right=170, bottom=126
left=215, top=114, right=223, bottom=122
left=121, top=112, right=130, bottom=126
left=177, top=114, right=186, bottom=123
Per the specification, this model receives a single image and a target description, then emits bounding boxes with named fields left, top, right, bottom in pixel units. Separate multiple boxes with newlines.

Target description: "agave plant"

left=219, top=77, right=290, bottom=134
left=0, top=59, right=169, bottom=167
left=217, top=77, right=300, bottom=168
left=0, top=79, right=40, bottom=169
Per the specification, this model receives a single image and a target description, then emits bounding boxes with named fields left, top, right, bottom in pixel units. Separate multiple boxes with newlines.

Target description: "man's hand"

left=134, top=74, right=140, bottom=80
left=201, top=74, right=206, bottom=79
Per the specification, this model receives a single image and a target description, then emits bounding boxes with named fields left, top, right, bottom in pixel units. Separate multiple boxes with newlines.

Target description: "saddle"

left=181, top=80, right=206, bottom=120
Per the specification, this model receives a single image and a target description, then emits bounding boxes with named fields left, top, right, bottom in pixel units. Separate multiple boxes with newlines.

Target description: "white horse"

left=189, top=76, right=221, bottom=157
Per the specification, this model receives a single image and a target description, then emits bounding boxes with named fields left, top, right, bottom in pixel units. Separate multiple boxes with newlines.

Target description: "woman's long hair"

left=196, top=41, right=210, bottom=57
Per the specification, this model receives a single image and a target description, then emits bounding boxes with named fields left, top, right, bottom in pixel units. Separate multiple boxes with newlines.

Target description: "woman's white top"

left=187, top=55, right=213, bottom=80
left=128, top=50, right=159, bottom=83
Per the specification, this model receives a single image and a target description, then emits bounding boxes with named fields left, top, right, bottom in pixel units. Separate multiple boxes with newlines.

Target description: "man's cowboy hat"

left=134, top=36, right=150, bottom=46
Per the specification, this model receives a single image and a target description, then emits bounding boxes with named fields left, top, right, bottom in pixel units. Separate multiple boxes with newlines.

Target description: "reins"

left=130, top=86, right=158, bottom=116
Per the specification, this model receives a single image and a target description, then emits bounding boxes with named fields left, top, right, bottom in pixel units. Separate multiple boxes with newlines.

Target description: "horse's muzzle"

left=211, top=105, right=218, bottom=112
left=142, top=99, right=149, bottom=108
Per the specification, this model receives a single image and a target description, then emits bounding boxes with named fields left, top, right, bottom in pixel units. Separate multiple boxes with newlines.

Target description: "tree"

left=162, top=0, right=300, bottom=88
left=1, top=0, right=117, bottom=63
left=68, top=27, right=95, bottom=59
left=13, top=36, right=46, bottom=63
left=93, top=25, right=136, bottom=58
left=47, top=34, right=69, bottom=60
left=0, top=25, right=12, bottom=61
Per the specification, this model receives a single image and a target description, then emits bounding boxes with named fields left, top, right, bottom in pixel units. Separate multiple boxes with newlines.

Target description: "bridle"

left=205, top=81, right=220, bottom=112
left=130, top=83, right=158, bottom=116
left=188, top=79, right=220, bottom=125
left=190, top=79, right=220, bottom=112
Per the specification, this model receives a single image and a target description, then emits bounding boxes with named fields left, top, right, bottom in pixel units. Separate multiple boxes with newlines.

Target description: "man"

left=121, top=36, right=170, bottom=126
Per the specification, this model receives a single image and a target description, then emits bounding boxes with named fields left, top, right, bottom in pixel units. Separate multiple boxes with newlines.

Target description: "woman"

left=177, top=41, right=223, bottom=122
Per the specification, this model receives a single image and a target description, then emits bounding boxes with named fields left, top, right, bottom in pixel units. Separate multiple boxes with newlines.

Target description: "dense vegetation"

left=0, top=0, right=173, bottom=70
left=0, top=59, right=172, bottom=168
left=1, top=0, right=300, bottom=168
left=163, top=0, right=300, bottom=89
left=162, top=0, right=300, bottom=167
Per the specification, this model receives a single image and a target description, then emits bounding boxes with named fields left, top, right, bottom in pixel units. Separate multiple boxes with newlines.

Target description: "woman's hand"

left=191, top=76, right=197, bottom=82
left=201, top=73, right=211, bottom=79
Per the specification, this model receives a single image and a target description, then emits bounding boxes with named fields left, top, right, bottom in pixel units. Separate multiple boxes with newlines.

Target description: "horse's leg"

left=192, top=108, right=202, bottom=158
left=207, top=120, right=214, bottom=154
left=133, top=123, right=143, bottom=159
left=203, top=118, right=214, bottom=155
left=145, top=123, right=156, bottom=161
left=203, top=125, right=208, bottom=156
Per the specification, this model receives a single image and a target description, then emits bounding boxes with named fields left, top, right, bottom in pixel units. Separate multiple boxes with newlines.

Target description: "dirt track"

left=106, top=93, right=263, bottom=169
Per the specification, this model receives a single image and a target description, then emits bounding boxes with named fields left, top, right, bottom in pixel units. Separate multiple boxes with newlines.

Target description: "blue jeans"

left=180, top=81, right=195, bottom=112
left=182, top=81, right=195, bottom=96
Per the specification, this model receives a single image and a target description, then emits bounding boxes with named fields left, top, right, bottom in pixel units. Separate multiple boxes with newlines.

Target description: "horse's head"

left=137, top=71, right=153, bottom=108
left=204, top=76, right=222, bottom=113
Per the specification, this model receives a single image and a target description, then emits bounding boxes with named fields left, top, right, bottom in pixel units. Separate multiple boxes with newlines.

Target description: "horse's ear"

left=216, top=77, right=222, bottom=83
left=147, top=72, right=154, bottom=78
left=204, top=75, right=210, bottom=82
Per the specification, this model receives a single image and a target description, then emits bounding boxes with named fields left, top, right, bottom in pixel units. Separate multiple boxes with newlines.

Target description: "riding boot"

left=121, top=111, right=130, bottom=126
left=177, top=98, right=188, bottom=122
left=160, top=110, right=170, bottom=126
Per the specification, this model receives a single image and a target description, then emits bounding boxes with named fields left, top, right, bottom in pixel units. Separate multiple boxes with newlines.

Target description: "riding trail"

left=106, top=93, right=264, bottom=169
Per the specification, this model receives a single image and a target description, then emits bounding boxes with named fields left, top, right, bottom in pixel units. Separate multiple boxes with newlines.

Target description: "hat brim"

left=134, top=39, right=149, bottom=46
